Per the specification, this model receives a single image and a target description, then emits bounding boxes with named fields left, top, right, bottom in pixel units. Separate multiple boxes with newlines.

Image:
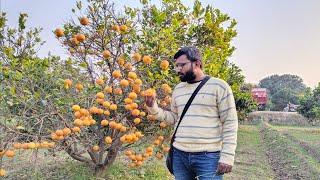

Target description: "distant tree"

left=298, top=84, right=320, bottom=123
left=259, top=74, right=306, bottom=111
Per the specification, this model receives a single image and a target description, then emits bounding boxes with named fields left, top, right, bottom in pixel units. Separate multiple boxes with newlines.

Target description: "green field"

left=1, top=123, right=320, bottom=179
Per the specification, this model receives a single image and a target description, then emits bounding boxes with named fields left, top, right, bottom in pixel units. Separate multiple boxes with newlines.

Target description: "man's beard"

left=179, top=70, right=196, bottom=82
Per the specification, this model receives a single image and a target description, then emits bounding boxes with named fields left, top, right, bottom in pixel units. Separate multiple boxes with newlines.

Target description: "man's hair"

left=173, top=46, right=202, bottom=62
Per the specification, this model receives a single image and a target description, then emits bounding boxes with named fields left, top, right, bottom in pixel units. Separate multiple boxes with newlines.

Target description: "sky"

left=1, top=0, right=320, bottom=88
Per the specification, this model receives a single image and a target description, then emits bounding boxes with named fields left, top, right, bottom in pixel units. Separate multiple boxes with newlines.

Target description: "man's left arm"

left=217, top=83, right=238, bottom=174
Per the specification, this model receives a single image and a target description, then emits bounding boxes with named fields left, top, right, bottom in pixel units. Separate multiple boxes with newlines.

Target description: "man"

left=145, top=46, right=238, bottom=180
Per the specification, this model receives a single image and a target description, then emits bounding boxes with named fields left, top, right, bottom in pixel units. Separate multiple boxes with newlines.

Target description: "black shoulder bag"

left=166, top=76, right=210, bottom=175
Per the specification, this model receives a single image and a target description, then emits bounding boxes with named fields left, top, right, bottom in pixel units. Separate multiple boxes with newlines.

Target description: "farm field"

left=2, top=122, right=319, bottom=179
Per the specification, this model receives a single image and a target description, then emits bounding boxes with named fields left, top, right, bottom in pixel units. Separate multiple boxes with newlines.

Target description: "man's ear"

left=195, top=60, right=202, bottom=69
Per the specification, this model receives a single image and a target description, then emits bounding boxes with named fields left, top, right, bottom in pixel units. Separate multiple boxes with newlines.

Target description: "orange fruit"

left=132, top=53, right=141, bottom=62
left=156, top=152, right=163, bottom=159
left=83, top=118, right=91, bottom=126
left=72, top=127, right=81, bottom=133
left=76, top=83, right=84, bottom=91
left=112, top=25, right=120, bottom=32
left=108, top=121, right=116, bottom=128
left=102, top=50, right=111, bottom=59
left=131, top=109, right=140, bottom=116
left=101, top=119, right=109, bottom=126
left=120, top=126, right=127, bottom=132
left=80, top=108, right=89, bottom=116
left=163, top=147, right=170, bottom=152
left=104, top=110, right=110, bottom=116
left=133, top=118, right=141, bottom=124
left=109, top=104, right=117, bottom=110
left=114, top=88, right=123, bottom=95
left=128, top=72, right=137, bottom=80
left=134, top=79, right=142, bottom=85
left=147, top=115, right=156, bottom=121
left=153, top=139, right=160, bottom=146
left=63, top=128, right=71, bottom=136
left=74, top=119, right=83, bottom=127
left=70, top=37, right=79, bottom=45
left=131, top=103, right=138, bottom=109
left=22, top=143, right=29, bottom=149
left=80, top=17, right=90, bottom=25
left=74, top=111, right=82, bottom=118
left=142, top=55, right=152, bottom=65
left=89, top=106, right=99, bottom=114
left=13, top=143, right=22, bottom=149
left=117, top=57, right=125, bottom=66
left=28, top=142, right=36, bottom=149
left=105, top=136, right=112, bottom=144
left=55, top=130, right=64, bottom=136
left=125, top=150, right=133, bottom=156
left=103, top=101, right=111, bottom=108
left=0, top=168, right=6, bottom=176
left=145, top=88, right=156, bottom=97
left=64, top=79, right=72, bottom=86
left=120, top=79, right=129, bottom=87
left=124, top=63, right=133, bottom=71
left=120, top=136, right=126, bottom=142
left=54, top=28, right=64, bottom=37
left=158, top=136, right=164, bottom=141
left=104, top=86, right=113, bottom=93
left=125, top=104, right=133, bottom=110
left=135, top=131, right=143, bottom=138
left=160, top=122, right=167, bottom=128
left=128, top=92, right=137, bottom=100
left=124, top=98, right=133, bottom=104
left=136, top=154, right=143, bottom=161
left=76, top=34, right=86, bottom=42
left=5, top=150, right=15, bottom=158
left=92, top=145, right=100, bottom=152
left=132, top=85, right=141, bottom=93
left=96, top=78, right=104, bottom=85
left=139, top=111, right=146, bottom=117
left=96, top=92, right=105, bottom=99
left=112, top=70, right=122, bottom=79
left=119, top=25, right=128, bottom=32
left=146, top=146, right=153, bottom=152
left=72, top=105, right=81, bottom=112
left=160, top=60, right=169, bottom=70
left=48, top=142, right=55, bottom=148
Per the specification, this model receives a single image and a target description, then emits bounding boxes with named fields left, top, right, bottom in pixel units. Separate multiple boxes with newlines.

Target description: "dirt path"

left=281, top=132, right=320, bottom=163
left=259, top=123, right=320, bottom=179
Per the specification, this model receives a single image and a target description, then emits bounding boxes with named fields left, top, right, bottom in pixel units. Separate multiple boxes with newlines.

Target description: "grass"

left=261, top=123, right=320, bottom=179
left=1, top=123, right=320, bottom=179
left=224, top=125, right=274, bottom=180
left=272, top=125, right=320, bottom=151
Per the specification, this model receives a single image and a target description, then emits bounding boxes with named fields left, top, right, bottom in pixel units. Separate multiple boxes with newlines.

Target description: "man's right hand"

left=145, top=95, right=156, bottom=107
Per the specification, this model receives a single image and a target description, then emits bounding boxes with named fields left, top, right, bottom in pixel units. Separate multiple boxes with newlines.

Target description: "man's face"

left=175, top=55, right=196, bottom=82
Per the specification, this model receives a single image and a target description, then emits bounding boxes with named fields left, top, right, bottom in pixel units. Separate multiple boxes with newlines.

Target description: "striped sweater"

left=147, top=77, right=238, bottom=166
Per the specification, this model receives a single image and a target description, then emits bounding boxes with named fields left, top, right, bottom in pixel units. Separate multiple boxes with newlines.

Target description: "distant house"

left=251, top=88, right=268, bottom=110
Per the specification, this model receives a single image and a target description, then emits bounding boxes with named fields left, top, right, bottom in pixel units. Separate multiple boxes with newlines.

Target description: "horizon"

left=1, top=0, right=319, bottom=88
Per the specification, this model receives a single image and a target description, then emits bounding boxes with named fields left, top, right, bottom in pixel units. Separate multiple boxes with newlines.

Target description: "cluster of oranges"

left=120, top=131, right=143, bottom=144
left=51, top=127, right=75, bottom=141
left=123, top=135, right=170, bottom=168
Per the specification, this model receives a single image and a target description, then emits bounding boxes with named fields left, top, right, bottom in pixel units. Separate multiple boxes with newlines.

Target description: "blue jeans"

left=172, top=147, right=223, bottom=180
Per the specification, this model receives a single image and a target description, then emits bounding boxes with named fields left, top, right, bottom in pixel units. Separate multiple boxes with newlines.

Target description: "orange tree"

left=0, top=12, right=85, bottom=176
left=1, top=0, right=255, bottom=177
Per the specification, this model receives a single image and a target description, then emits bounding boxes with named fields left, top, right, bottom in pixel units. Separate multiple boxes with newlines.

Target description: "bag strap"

left=170, top=76, right=210, bottom=145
